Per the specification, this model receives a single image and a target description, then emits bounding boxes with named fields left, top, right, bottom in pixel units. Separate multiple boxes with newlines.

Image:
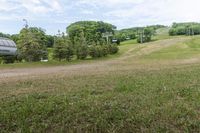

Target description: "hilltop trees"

left=67, top=21, right=116, bottom=45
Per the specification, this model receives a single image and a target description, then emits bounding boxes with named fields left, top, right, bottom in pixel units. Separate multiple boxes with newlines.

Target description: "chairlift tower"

left=102, top=32, right=113, bottom=44
left=140, top=29, right=144, bottom=44
left=23, top=19, right=28, bottom=29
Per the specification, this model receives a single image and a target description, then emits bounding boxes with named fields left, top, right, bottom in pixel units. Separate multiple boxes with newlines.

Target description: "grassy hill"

left=1, top=34, right=200, bottom=132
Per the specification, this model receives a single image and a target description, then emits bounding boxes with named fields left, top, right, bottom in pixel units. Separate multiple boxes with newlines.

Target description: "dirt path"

left=0, top=37, right=195, bottom=81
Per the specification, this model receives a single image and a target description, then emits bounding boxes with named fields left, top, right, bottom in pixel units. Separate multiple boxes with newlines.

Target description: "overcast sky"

left=0, top=0, right=200, bottom=35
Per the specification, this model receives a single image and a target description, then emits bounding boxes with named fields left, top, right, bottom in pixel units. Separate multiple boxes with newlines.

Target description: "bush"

left=76, top=45, right=88, bottom=60
left=65, top=46, right=74, bottom=61
left=102, top=45, right=109, bottom=56
left=89, top=45, right=109, bottom=58
left=89, top=45, right=102, bottom=58
left=108, top=44, right=119, bottom=54
left=1, top=55, right=16, bottom=64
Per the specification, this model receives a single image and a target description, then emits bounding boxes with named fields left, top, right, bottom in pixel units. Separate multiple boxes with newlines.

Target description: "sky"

left=0, top=0, right=200, bottom=35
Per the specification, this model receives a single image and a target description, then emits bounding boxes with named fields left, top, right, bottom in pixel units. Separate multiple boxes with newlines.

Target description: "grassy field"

left=143, top=36, right=200, bottom=60
left=1, top=34, right=200, bottom=132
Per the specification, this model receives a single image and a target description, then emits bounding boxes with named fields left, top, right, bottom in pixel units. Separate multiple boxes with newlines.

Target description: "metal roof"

left=0, top=37, right=16, bottom=48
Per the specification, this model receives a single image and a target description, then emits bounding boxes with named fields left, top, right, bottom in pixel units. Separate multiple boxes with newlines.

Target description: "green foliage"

left=1, top=55, right=16, bottom=64
left=169, top=22, right=200, bottom=36
left=76, top=45, right=88, bottom=60
left=17, top=28, right=47, bottom=62
left=108, top=44, right=119, bottom=54
left=10, top=34, right=19, bottom=43
left=137, top=28, right=154, bottom=43
left=89, top=45, right=109, bottom=58
left=0, top=32, right=10, bottom=38
left=114, top=32, right=135, bottom=42
left=74, top=31, right=88, bottom=60
left=67, top=21, right=116, bottom=45
left=46, top=35, right=54, bottom=48
left=53, top=37, right=74, bottom=61
left=115, top=25, right=166, bottom=42
left=89, top=44, right=118, bottom=58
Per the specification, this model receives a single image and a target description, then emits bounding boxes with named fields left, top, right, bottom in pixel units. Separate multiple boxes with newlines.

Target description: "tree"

left=53, top=37, right=74, bottom=61
left=46, top=35, right=54, bottom=47
left=17, top=28, right=47, bottom=62
left=74, top=31, right=88, bottom=60
left=64, top=38, right=74, bottom=61
left=10, top=34, right=19, bottom=44
left=0, top=32, right=10, bottom=38
left=67, top=21, right=116, bottom=45
left=137, top=28, right=154, bottom=43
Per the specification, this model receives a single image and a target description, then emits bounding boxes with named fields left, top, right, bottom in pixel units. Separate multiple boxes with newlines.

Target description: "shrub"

left=108, top=44, right=119, bottom=54
left=89, top=45, right=102, bottom=58
left=102, top=45, right=109, bottom=56
left=89, top=45, right=109, bottom=58
left=53, top=38, right=74, bottom=61
left=76, top=45, right=88, bottom=60
left=1, top=55, right=16, bottom=64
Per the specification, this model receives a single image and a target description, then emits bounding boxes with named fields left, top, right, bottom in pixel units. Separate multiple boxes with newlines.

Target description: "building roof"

left=0, top=37, right=16, bottom=48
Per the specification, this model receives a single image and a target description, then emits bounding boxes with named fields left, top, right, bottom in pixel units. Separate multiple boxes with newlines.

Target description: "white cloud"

left=1, top=0, right=200, bottom=34
left=0, top=0, right=19, bottom=12
left=20, top=0, right=63, bottom=14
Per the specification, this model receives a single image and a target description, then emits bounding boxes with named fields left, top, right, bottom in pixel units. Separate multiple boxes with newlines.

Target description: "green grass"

left=1, top=64, right=200, bottom=132
left=143, top=36, right=200, bottom=60
left=1, top=36, right=200, bottom=132
left=0, top=60, right=82, bottom=69
left=120, top=39, right=137, bottom=45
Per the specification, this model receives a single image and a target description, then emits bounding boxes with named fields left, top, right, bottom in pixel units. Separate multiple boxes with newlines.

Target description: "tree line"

left=114, top=25, right=166, bottom=43
left=169, top=22, right=200, bottom=36
left=0, top=21, right=119, bottom=63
